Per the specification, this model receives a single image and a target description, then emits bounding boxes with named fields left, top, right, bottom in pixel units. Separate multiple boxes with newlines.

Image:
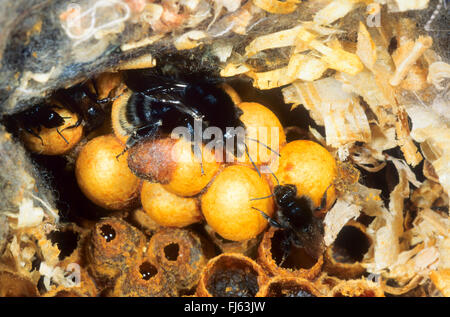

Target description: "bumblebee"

left=111, top=69, right=252, bottom=165
left=253, top=184, right=331, bottom=261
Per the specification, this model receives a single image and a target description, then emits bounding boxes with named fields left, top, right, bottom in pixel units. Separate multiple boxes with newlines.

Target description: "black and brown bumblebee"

left=253, top=184, right=331, bottom=261
left=111, top=69, right=251, bottom=164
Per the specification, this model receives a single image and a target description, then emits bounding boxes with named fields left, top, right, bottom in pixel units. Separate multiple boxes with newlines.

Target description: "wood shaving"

left=174, top=30, right=207, bottom=50
left=390, top=36, right=433, bottom=86
left=252, top=0, right=300, bottom=14
left=283, top=77, right=371, bottom=148
left=313, top=0, right=360, bottom=26
left=427, top=61, right=450, bottom=90
left=324, top=198, right=362, bottom=246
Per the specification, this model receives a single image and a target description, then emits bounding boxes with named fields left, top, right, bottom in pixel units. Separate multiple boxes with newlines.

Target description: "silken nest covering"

left=0, top=0, right=449, bottom=297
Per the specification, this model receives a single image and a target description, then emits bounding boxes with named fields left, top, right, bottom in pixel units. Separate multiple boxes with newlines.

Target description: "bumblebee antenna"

left=244, top=138, right=280, bottom=182
left=97, top=90, right=125, bottom=104
left=265, top=164, right=280, bottom=185
left=250, top=193, right=274, bottom=201
left=246, top=137, right=281, bottom=157
left=244, top=143, right=261, bottom=177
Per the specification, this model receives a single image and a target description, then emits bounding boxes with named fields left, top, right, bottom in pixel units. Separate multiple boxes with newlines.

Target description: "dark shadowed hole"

left=178, top=286, right=197, bottom=297
left=139, top=262, right=158, bottom=280
left=332, top=226, right=371, bottom=263
left=47, top=230, right=79, bottom=260
left=267, top=282, right=316, bottom=297
left=270, top=230, right=316, bottom=270
left=31, top=254, right=41, bottom=272
left=26, top=154, right=115, bottom=224
left=388, top=36, right=398, bottom=55
left=164, top=243, right=179, bottom=261
left=100, top=224, right=116, bottom=242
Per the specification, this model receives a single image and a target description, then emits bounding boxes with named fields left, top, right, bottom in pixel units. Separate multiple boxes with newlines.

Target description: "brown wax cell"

left=257, top=276, right=322, bottom=297
left=86, top=218, right=146, bottom=285
left=196, top=253, right=268, bottom=297
left=0, top=270, right=39, bottom=297
left=324, top=221, right=372, bottom=279
left=313, top=273, right=342, bottom=296
left=330, top=279, right=385, bottom=297
left=258, top=227, right=323, bottom=280
left=147, top=228, right=206, bottom=292
left=112, top=258, right=176, bottom=297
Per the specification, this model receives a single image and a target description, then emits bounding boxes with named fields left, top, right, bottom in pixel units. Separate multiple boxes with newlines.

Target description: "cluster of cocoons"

left=33, top=83, right=338, bottom=244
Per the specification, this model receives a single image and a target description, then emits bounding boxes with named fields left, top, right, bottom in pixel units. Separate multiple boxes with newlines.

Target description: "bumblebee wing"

left=123, top=69, right=187, bottom=93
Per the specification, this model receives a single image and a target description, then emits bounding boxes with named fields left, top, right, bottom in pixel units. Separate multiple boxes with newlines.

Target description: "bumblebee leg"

left=115, top=147, right=128, bottom=160
left=83, top=80, right=124, bottom=104
left=251, top=207, right=284, bottom=229
left=60, top=117, right=82, bottom=132
left=117, top=122, right=162, bottom=160
left=185, top=121, right=204, bottom=175
left=56, top=128, right=69, bottom=144
left=279, top=230, right=294, bottom=267
left=26, top=127, right=44, bottom=145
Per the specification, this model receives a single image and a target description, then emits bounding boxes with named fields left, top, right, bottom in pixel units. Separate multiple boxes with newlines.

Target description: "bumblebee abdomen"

left=125, top=92, right=155, bottom=127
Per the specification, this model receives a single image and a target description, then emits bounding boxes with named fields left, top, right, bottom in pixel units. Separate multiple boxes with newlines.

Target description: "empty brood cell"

left=196, top=253, right=268, bottom=297
left=257, top=276, right=322, bottom=297
left=258, top=227, right=323, bottom=280
left=146, top=228, right=207, bottom=293
left=86, top=218, right=146, bottom=285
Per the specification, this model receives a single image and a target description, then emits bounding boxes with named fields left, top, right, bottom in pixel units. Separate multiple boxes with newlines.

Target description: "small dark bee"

left=4, top=79, right=115, bottom=145
left=252, top=184, right=331, bottom=262
left=4, top=103, right=71, bottom=144
left=52, top=79, right=120, bottom=133
left=114, top=69, right=267, bottom=172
